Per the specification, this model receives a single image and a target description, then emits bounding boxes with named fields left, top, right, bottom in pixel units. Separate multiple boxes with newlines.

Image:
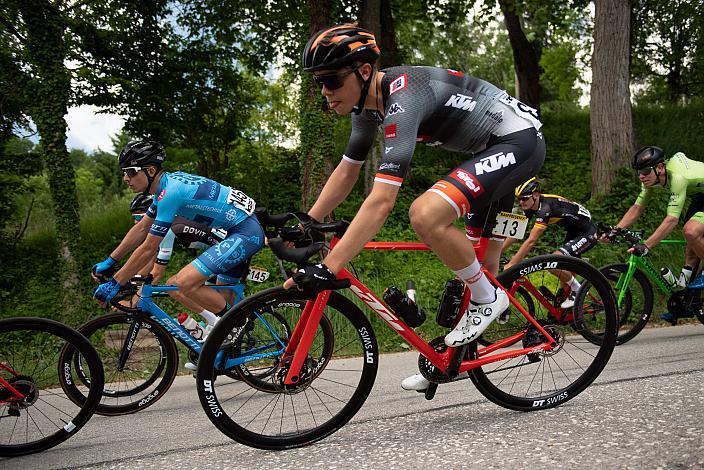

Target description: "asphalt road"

left=4, top=323, right=704, bottom=469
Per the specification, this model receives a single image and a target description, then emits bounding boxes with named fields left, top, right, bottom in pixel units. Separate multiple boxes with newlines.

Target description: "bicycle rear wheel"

left=197, top=287, right=378, bottom=450
left=468, top=255, right=617, bottom=411
left=0, top=317, right=104, bottom=457
left=59, top=313, right=179, bottom=416
left=599, top=263, right=653, bottom=344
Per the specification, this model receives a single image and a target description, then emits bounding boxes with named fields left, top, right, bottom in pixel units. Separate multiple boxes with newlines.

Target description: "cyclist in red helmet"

left=287, top=24, right=546, bottom=392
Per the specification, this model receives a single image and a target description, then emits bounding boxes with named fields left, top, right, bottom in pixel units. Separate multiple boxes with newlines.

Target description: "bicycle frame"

left=277, top=238, right=559, bottom=386
left=613, top=239, right=685, bottom=307
left=0, top=365, right=24, bottom=403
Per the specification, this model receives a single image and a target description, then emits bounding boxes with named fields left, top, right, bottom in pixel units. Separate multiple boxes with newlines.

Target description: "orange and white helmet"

left=302, top=24, right=380, bottom=72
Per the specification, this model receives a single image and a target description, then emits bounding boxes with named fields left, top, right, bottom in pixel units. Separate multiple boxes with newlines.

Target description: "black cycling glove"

left=292, top=263, right=339, bottom=293
left=632, top=243, right=650, bottom=257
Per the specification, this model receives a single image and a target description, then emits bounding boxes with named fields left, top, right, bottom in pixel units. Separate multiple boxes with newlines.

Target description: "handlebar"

left=597, top=222, right=644, bottom=246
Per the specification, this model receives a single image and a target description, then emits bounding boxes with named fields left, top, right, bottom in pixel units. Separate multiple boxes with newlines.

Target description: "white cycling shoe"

left=444, top=288, right=509, bottom=347
left=560, top=291, right=577, bottom=309
left=401, top=374, right=430, bottom=391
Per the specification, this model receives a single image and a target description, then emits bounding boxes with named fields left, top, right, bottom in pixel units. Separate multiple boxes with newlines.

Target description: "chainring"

left=418, top=336, right=457, bottom=384
left=667, top=290, right=702, bottom=318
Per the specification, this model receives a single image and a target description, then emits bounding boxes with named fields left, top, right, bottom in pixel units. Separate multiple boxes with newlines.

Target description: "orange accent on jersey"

left=375, top=173, right=404, bottom=184
left=430, top=181, right=470, bottom=215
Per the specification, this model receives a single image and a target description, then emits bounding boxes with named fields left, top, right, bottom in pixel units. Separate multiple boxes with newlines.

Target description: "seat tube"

left=283, top=290, right=330, bottom=385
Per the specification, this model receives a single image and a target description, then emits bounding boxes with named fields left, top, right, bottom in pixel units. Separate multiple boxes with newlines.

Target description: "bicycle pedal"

left=424, top=383, right=438, bottom=400
left=527, top=353, right=541, bottom=363
left=8, top=405, right=20, bottom=417
left=496, top=310, right=511, bottom=324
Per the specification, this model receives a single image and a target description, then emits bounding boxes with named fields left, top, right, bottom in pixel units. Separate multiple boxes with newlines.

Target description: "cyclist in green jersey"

left=606, top=147, right=704, bottom=293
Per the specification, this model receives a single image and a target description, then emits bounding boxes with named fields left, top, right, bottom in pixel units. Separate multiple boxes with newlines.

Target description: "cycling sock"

left=200, top=309, right=218, bottom=326
left=454, top=260, right=495, bottom=304
left=567, top=276, right=581, bottom=292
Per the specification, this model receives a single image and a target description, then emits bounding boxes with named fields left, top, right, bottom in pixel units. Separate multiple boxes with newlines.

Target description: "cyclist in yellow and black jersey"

left=503, top=178, right=598, bottom=308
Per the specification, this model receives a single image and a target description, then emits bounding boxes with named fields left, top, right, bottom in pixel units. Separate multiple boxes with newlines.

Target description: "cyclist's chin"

left=329, top=100, right=352, bottom=115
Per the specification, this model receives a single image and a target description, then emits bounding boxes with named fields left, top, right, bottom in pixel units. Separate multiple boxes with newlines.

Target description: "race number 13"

left=492, top=211, right=528, bottom=239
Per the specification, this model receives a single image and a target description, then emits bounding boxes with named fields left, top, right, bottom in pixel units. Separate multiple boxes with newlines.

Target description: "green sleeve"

left=634, top=184, right=651, bottom=207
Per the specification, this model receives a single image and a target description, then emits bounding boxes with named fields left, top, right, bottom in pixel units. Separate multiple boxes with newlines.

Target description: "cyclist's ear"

left=359, top=63, right=372, bottom=80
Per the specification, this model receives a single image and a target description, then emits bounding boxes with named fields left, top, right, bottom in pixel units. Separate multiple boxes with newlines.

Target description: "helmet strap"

left=352, top=67, right=374, bottom=115
left=143, top=167, right=163, bottom=195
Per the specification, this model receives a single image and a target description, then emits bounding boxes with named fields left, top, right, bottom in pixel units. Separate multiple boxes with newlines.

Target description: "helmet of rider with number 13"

left=302, top=24, right=380, bottom=114
left=515, top=177, right=541, bottom=198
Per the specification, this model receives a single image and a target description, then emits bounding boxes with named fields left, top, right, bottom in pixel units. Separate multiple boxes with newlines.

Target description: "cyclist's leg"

left=170, top=216, right=265, bottom=314
left=410, top=128, right=545, bottom=347
left=552, top=225, right=598, bottom=308
left=464, top=198, right=511, bottom=276
left=683, top=213, right=704, bottom=288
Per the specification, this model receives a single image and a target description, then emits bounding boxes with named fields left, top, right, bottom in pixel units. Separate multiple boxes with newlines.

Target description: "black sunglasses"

left=313, top=67, right=358, bottom=90
left=519, top=195, right=533, bottom=201
left=637, top=166, right=656, bottom=176
left=122, top=166, right=143, bottom=178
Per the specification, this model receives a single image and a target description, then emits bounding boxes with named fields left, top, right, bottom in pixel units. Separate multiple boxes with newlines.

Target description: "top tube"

left=660, top=239, right=686, bottom=245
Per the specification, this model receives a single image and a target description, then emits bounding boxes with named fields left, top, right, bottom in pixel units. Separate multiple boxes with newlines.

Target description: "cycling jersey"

left=634, top=152, right=704, bottom=219
left=146, top=172, right=255, bottom=238
left=155, top=216, right=227, bottom=265
left=343, top=66, right=542, bottom=187
left=523, top=194, right=597, bottom=257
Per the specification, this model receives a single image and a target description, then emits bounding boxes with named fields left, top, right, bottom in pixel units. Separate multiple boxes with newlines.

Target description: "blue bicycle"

left=57, top=269, right=304, bottom=416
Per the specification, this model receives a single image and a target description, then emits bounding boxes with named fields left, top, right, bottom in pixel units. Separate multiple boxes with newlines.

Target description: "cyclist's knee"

left=683, top=220, right=704, bottom=241
left=409, top=195, right=454, bottom=237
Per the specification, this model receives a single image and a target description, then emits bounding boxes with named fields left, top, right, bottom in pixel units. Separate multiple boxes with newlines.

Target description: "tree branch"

left=0, top=13, right=27, bottom=44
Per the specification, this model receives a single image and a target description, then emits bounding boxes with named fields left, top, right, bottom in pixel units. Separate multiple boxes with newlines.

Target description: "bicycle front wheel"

left=197, top=287, right=379, bottom=450
left=599, top=263, right=653, bottom=344
left=0, top=317, right=104, bottom=457
left=59, top=313, right=179, bottom=416
left=469, top=255, right=617, bottom=411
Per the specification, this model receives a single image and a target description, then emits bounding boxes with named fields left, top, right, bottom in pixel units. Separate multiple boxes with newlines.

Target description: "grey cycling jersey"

left=342, top=66, right=542, bottom=186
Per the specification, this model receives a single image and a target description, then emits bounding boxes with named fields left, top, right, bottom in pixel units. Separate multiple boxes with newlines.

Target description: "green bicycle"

left=599, top=224, right=704, bottom=344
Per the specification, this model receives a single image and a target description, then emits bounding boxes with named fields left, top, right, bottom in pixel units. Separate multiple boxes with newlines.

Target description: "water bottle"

left=436, top=279, right=465, bottom=328
left=660, top=267, right=676, bottom=287
left=383, top=286, right=426, bottom=328
left=678, top=266, right=693, bottom=288
left=177, top=313, right=206, bottom=340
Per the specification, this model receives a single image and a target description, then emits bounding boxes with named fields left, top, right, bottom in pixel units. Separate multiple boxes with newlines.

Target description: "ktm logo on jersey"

left=475, top=152, right=516, bottom=175
left=445, top=93, right=477, bottom=111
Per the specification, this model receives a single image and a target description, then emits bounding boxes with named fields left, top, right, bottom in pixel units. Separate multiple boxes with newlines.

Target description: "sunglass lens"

left=314, top=74, right=344, bottom=90
left=123, top=168, right=140, bottom=177
left=638, top=167, right=653, bottom=175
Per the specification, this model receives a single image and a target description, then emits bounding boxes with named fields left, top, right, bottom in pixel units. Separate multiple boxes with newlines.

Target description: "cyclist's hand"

left=628, top=243, right=650, bottom=257
left=93, top=278, right=122, bottom=307
left=284, top=263, right=337, bottom=293
left=92, top=256, right=116, bottom=282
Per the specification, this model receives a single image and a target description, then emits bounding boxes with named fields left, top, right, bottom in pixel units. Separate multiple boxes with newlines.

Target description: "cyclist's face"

left=638, top=163, right=663, bottom=187
left=123, top=167, right=149, bottom=192
left=519, top=193, right=539, bottom=210
left=315, top=65, right=368, bottom=115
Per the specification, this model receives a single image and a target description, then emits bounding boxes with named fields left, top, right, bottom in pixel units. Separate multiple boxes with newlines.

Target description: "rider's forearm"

left=308, top=161, right=362, bottom=222
left=323, top=188, right=397, bottom=273
left=510, top=239, right=537, bottom=265
left=617, top=204, right=645, bottom=229
left=113, top=242, right=159, bottom=285
left=110, top=219, right=150, bottom=260
left=644, top=215, right=679, bottom=248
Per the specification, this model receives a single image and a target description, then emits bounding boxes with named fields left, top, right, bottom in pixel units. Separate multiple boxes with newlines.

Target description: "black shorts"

left=428, top=127, right=545, bottom=237
left=559, top=224, right=598, bottom=257
left=684, top=193, right=704, bottom=222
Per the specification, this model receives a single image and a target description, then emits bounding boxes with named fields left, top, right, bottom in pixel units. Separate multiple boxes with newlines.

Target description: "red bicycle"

left=196, top=214, right=618, bottom=450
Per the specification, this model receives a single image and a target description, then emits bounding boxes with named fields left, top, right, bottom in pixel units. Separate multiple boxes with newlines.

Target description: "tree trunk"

left=590, top=0, right=634, bottom=197
left=21, top=0, right=81, bottom=307
left=300, top=0, right=335, bottom=211
left=498, top=0, right=541, bottom=112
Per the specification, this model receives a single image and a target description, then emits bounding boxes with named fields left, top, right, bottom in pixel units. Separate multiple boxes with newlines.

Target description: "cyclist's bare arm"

left=113, top=234, right=162, bottom=285
left=322, top=182, right=399, bottom=273
left=502, top=237, right=519, bottom=252
left=308, top=159, right=364, bottom=222
left=109, top=215, right=152, bottom=260
left=506, top=224, right=546, bottom=268
left=640, top=215, right=679, bottom=249
left=616, top=204, right=645, bottom=229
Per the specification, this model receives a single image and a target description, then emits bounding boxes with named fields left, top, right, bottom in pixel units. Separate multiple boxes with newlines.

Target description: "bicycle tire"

left=196, top=287, right=378, bottom=450
left=468, top=255, right=617, bottom=411
left=0, top=317, right=104, bottom=457
left=599, top=263, right=653, bottom=344
left=59, top=313, right=178, bottom=416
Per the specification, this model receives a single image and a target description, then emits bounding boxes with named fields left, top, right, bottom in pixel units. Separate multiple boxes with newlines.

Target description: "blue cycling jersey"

left=145, top=172, right=255, bottom=238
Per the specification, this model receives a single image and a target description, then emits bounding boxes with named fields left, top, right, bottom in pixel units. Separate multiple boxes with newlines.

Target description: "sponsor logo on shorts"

left=450, top=169, right=484, bottom=196
left=474, top=152, right=517, bottom=175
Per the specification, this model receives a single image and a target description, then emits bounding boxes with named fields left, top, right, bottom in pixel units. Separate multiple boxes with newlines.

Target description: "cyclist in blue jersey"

left=285, top=24, right=545, bottom=392
left=92, top=141, right=264, bottom=329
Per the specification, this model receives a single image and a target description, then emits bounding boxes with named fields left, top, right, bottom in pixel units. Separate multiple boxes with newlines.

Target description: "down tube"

left=341, top=269, right=448, bottom=370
